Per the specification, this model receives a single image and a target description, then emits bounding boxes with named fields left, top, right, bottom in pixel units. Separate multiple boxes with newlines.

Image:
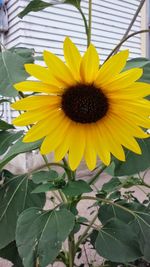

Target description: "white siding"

left=4, top=0, right=142, bottom=61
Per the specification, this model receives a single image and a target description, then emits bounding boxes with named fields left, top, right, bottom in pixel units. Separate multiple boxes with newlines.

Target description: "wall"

left=5, top=0, right=142, bottom=61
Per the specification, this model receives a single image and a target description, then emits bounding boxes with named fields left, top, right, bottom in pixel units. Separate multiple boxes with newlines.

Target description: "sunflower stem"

left=88, top=164, right=107, bottom=185
left=63, top=158, right=76, bottom=181
left=29, top=162, right=70, bottom=174
left=68, top=232, right=75, bottom=267
left=87, top=0, right=92, bottom=47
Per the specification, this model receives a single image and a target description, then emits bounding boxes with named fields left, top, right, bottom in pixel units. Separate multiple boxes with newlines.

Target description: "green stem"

left=78, top=7, right=89, bottom=37
left=75, top=212, right=98, bottom=250
left=42, top=155, right=50, bottom=170
left=58, top=189, right=68, bottom=203
left=0, top=39, right=6, bottom=51
left=68, top=232, right=75, bottom=267
left=142, top=181, right=150, bottom=188
left=87, top=0, right=92, bottom=46
left=63, top=158, right=76, bottom=181
left=88, top=164, right=106, bottom=185
left=80, top=196, right=136, bottom=216
left=29, top=162, right=70, bottom=174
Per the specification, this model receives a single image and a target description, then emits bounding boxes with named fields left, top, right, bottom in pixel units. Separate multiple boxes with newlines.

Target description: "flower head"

left=12, top=37, right=150, bottom=170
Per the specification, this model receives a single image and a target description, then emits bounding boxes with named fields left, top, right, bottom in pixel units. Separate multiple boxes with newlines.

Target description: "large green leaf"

left=101, top=177, right=121, bottom=193
left=0, top=130, right=23, bottom=155
left=95, top=218, right=142, bottom=263
left=0, top=120, right=15, bottom=130
left=19, top=0, right=53, bottom=18
left=125, top=57, right=150, bottom=84
left=0, top=48, right=34, bottom=97
left=113, top=138, right=150, bottom=176
left=125, top=58, right=150, bottom=71
left=98, top=202, right=135, bottom=225
left=131, top=208, right=150, bottom=262
left=0, top=170, right=45, bottom=249
left=62, top=180, right=92, bottom=197
left=0, top=241, right=23, bottom=267
left=98, top=202, right=150, bottom=261
left=19, top=0, right=81, bottom=18
left=0, top=137, right=42, bottom=169
left=32, top=170, right=59, bottom=184
left=16, top=207, right=75, bottom=267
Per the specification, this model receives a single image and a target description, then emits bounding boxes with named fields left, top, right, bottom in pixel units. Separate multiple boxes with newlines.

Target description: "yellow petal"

left=14, top=81, right=63, bottom=94
left=44, top=50, right=75, bottom=87
left=23, top=109, right=64, bottom=142
left=25, top=64, right=61, bottom=87
left=11, top=96, right=61, bottom=110
left=108, top=82, right=150, bottom=99
left=104, top=68, right=143, bottom=90
left=54, top=133, right=70, bottom=162
left=104, top=114, right=143, bottom=154
left=115, top=111, right=150, bottom=129
left=64, top=37, right=82, bottom=81
left=110, top=99, right=150, bottom=117
left=97, top=120, right=125, bottom=162
left=95, top=50, right=129, bottom=87
left=93, top=124, right=111, bottom=166
left=68, top=123, right=85, bottom=170
left=84, top=125, right=97, bottom=170
left=112, top=112, right=148, bottom=138
left=80, top=44, right=99, bottom=83
left=40, top=116, right=71, bottom=154
left=12, top=107, right=58, bottom=126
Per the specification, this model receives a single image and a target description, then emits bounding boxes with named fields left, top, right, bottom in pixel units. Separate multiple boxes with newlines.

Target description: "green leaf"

left=124, top=58, right=150, bottom=71
left=62, top=180, right=92, bottom=197
left=64, top=0, right=81, bottom=8
left=125, top=57, right=150, bottom=86
left=140, top=62, right=150, bottom=84
left=95, top=218, right=142, bottom=263
left=32, top=183, right=58, bottom=193
left=98, top=202, right=135, bottom=225
left=19, top=0, right=53, bottom=18
left=0, top=130, right=23, bottom=155
left=9, top=47, right=34, bottom=60
left=0, top=137, right=42, bottom=169
left=19, top=0, right=81, bottom=19
left=0, top=170, right=45, bottom=249
left=98, top=202, right=150, bottom=261
left=131, top=207, right=150, bottom=262
left=0, top=49, right=34, bottom=97
left=16, top=207, right=75, bottom=267
left=0, top=120, right=15, bottom=130
left=32, top=170, right=58, bottom=184
left=101, top=177, right=121, bottom=193
left=0, top=241, right=23, bottom=267
left=113, top=138, right=150, bottom=176
left=122, top=177, right=143, bottom=188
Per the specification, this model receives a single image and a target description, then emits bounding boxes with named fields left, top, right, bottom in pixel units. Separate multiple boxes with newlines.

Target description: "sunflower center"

left=62, top=84, right=109, bottom=123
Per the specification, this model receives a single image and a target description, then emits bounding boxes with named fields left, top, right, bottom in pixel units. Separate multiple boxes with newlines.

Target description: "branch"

left=105, top=29, right=150, bottom=62
left=115, top=0, right=146, bottom=53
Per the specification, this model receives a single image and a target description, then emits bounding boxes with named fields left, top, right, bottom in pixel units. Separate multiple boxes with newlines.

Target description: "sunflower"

left=12, top=37, right=150, bottom=171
